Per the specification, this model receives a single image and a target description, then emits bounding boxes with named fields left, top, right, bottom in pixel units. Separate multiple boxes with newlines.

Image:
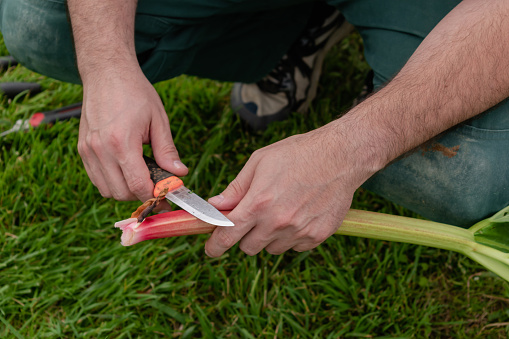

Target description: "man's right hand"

left=77, top=67, right=188, bottom=202
left=67, top=0, right=188, bottom=202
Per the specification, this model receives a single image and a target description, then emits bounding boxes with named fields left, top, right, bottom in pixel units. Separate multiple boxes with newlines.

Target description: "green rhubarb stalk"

left=115, top=205, right=509, bottom=282
left=339, top=209, right=509, bottom=282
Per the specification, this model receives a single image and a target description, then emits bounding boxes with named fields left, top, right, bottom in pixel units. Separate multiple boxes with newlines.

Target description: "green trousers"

left=1, top=0, right=508, bottom=226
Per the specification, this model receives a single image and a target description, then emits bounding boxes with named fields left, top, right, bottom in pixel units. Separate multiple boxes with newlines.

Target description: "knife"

left=143, top=156, right=234, bottom=227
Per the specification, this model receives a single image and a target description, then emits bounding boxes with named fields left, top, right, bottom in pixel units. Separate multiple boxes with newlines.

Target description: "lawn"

left=1, top=31, right=508, bottom=338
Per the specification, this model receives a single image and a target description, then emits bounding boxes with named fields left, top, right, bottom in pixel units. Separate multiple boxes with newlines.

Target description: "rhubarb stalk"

left=115, top=210, right=217, bottom=246
left=115, top=206, right=509, bottom=282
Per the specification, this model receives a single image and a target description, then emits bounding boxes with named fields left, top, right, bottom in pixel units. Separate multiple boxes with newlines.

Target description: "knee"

left=363, top=148, right=509, bottom=228
left=417, top=147, right=509, bottom=227
left=437, top=193, right=508, bottom=228
left=1, top=0, right=81, bottom=83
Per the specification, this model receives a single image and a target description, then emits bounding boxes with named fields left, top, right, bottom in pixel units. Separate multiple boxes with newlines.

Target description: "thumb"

left=151, top=115, right=188, bottom=177
left=209, top=162, right=256, bottom=210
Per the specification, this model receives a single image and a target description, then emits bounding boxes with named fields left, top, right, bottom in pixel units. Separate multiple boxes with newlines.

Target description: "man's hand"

left=206, top=0, right=509, bottom=256
left=77, top=68, right=188, bottom=202
left=205, top=124, right=376, bottom=256
left=68, top=0, right=187, bottom=202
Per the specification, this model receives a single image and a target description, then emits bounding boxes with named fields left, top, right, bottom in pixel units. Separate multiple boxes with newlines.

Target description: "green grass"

left=1, top=31, right=509, bottom=338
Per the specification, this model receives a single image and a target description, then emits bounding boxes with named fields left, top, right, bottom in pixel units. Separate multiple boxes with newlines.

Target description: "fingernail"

left=205, top=248, right=212, bottom=257
left=173, top=160, right=187, bottom=170
left=208, top=194, right=224, bottom=205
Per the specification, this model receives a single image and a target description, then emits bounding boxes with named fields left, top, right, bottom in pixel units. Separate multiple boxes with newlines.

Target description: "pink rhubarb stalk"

left=115, top=210, right=218, bottom=246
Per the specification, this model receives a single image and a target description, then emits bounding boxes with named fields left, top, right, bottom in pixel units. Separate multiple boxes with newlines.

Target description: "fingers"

left=238, top=227, right=274, bottom=256
left=204, top=203, right=256, bottom=257
left=78, top=121, right=153, bottom=201
left=292, top=243, right=321, bottom=253
left=80, top=150, right=111, bottom=197
left=265, top=225, right=332, bottom=255
left=204, top=221, right=252, bottom=257
left=78, top=119, right=113, bottom=198
left=205, top=187, right=337, bottom=258
left=205, top=155, right=261, bottom=257
left=77, top=77, right=186, bottom=203
left=205, top=213, right=336, bottom=257
left=208, top=155, right=258, bottom=210
left=238, top=216, right=333, bottom=256
left=120, top=146, right=154, bottom=201
left=151, top=110, right=188, bottom=177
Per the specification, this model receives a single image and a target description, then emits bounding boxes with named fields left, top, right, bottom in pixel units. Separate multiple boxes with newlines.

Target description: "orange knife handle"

left=143, top=156, right=184, bottom=197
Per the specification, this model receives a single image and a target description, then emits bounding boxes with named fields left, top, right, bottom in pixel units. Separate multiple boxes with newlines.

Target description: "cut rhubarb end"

left=114, top=210, right=222, bottom=246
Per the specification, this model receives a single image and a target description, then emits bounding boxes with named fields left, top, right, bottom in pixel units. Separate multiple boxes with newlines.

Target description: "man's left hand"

left=205, top=125, right=370, bottom=256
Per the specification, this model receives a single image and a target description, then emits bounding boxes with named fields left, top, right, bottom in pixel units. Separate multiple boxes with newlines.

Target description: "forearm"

left=333, top=0, right=509, bottom=173
left=67, top=0, right=139, bottom=85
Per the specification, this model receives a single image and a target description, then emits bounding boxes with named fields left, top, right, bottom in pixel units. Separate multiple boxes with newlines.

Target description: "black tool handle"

left=45, top=102, right=83, bottom=115
left=0, top=82, right=41, bottom=99
left=0, top=56, right=18, bottom=70
left=28, top=103, right=83, bottom=127
left=143, top=156, right=176, bottom=183
left=41, top=107, right=82, bottom=124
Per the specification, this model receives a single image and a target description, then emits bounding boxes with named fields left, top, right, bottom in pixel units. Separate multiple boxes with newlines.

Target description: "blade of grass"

left=0, top=314, right=24, bottom=339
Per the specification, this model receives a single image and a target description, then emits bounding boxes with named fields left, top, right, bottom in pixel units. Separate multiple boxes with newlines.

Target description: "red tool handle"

left=143, top=156, right=184, bottom=197
left=28, top=103, right=82, bottom=127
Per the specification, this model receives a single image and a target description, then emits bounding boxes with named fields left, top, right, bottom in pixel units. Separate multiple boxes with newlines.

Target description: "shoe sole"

left=297, top=19, right=355, bottom=114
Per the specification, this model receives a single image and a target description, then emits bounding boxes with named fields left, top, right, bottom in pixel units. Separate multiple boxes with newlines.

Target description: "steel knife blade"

left=144, top=156, right=234, bottom=227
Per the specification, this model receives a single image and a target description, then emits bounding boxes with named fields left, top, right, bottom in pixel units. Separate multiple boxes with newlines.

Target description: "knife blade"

left=143, top=156, right=234, bottom=227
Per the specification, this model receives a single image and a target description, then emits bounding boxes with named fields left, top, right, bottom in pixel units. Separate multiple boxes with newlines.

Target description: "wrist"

left=79, top=57, right=143, bottom=88
left=325, top=106, right=398, bottom=182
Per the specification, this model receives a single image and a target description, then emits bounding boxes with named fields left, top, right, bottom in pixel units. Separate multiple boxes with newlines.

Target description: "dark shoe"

left=230, top=5, right=354, bottom=131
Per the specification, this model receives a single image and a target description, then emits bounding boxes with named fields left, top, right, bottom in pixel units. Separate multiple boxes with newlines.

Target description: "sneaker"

left=230, top=5, right=354, bottom=131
